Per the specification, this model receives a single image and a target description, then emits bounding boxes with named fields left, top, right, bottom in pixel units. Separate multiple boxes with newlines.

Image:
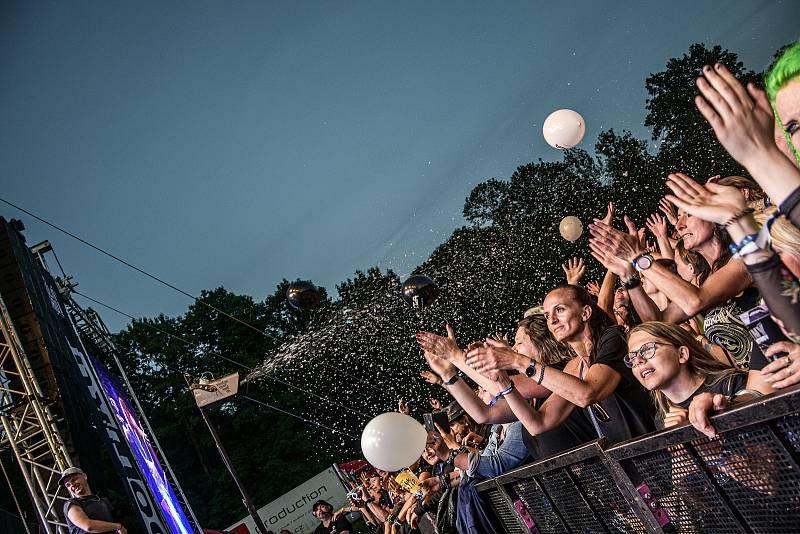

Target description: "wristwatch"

left=524, top=360, right=537, bottom=378
left=632, top=253, right=654, bottom=272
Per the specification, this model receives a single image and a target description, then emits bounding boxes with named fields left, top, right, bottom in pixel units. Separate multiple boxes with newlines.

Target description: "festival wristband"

left=442, top=373, right=460, bottom=386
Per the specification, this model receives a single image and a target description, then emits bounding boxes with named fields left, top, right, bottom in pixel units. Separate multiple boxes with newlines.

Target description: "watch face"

left=525, top=364, right=536, bottom=378
left=636, top=254, right=653, bottom=270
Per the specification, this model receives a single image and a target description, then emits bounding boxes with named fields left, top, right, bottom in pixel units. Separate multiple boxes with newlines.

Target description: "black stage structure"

left=0, top=217, right=200, bottom=534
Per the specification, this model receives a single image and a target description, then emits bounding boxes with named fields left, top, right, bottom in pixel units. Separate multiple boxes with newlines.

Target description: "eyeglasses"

left=624, top=342, right=672, bottom=368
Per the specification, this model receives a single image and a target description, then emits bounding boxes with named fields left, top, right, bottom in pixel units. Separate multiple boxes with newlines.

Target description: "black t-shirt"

left=655, top=371, right=748, bottom=429
left=589, top=326, right=657, bottom=443
left=522, top=326, right=655, bottom=457
left=63, top=495, right=115, bottom=534
left=313, top=515, right=352, bottom=534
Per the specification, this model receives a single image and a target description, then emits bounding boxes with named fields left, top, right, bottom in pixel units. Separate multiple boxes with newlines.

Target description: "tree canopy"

left=1, top=43, right=775, bottom=530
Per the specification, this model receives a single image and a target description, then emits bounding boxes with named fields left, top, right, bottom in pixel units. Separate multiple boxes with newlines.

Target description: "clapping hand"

left=665, top=172, right=745, bottom=225
left=695, top=63, right=776, bottom=169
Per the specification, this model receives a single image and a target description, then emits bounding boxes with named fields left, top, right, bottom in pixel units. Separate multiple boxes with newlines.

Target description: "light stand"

left=185, top=373, right=268, bottom=534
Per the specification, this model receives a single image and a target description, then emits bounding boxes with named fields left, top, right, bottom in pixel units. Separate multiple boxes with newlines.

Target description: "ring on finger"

left=787, top=368, right=793, bottom=378
left=786, top=357, right=792, bottom=367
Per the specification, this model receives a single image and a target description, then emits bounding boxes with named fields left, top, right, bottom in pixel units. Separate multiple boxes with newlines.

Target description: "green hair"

left=765, top=41, right=800, bottom=165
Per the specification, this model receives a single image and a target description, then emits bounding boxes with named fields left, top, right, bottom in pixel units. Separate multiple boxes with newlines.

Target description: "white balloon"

left=361, top=412, right=427, bottom=471
left=543, top=109, right=586, bottom=149
left=559, top=216, right=583, bottom=242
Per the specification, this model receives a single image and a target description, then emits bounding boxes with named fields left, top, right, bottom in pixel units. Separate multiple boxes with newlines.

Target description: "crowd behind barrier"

left=316, top=42, right=800, bottom=534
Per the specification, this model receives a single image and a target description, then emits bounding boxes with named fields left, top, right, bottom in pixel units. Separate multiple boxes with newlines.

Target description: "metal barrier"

left=476, top=385, right=800, bottom=533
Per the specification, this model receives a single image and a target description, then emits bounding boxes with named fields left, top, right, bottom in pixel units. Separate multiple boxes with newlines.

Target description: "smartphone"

left=423, top=411, right=450, bottom=433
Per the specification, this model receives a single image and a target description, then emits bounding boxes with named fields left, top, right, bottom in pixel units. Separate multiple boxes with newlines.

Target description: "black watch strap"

left=622, top=275, right=641, bottom=290
left=525, top=360, right=536, bottom=378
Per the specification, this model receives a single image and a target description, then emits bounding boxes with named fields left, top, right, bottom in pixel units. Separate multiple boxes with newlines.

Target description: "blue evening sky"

left=2, top=1, right=798, bottom=331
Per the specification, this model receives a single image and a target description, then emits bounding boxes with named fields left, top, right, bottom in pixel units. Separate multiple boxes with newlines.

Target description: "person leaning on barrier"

left=625, top=322, right=754, bottom=429
left=417, top=312, right=577, bottom=466
left=60, top=467, right=126, bottom=534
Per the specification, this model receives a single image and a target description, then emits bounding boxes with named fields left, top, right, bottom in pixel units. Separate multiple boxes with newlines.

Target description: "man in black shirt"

left=60, top=467, right=126, bottom=534
left=312, top=500, right=351, bottom=534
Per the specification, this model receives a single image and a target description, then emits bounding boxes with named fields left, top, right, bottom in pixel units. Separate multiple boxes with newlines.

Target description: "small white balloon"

left=543, top=109, right=586, bottom=149
left=361, top=412, right=427, bottom=471
left=559, top=216, right=583, bottom=242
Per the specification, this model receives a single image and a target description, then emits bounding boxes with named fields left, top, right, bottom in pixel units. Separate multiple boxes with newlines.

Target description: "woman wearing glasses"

left=626, top=321, right=751, bottom=428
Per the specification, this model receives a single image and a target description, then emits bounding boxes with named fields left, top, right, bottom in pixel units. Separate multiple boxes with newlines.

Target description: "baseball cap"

left=59, top=467, right=85, bottom=486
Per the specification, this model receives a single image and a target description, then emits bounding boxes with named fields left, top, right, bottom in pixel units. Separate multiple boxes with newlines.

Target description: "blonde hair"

left=628, top=322, right=742, bottom=419
left=755, top=207, right=800, bottom=259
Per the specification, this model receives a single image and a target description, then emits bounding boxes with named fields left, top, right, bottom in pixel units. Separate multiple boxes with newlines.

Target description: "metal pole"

left=185, top=375, right=268, bottom=534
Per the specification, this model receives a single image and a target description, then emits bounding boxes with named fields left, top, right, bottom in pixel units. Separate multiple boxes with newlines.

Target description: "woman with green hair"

left=766, top=41, right=800, bottom=166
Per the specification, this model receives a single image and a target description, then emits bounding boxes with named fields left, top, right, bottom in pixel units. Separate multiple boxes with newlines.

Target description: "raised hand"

left=434, top=422, right=460, bottom=450
left=562, top=257, right=586, bottom=285
left=586, top=280, right=601, bottom=296
left=398, top=398, right=410, bottom=415
left=420, top=370, right=442, bottom=385
left=601, top=202, right=615, bottom=226
left=695, top=63, right=776, bottom=168
left=665, top=172, right=745, bottom=225
left=423, top=351, right=456, bottom=381
left=658, top=197, right=678, bottom=226
left=416, top=324, right=463, bottom=362
left=646, top=213, right=668, bottom=238
left=429, top=397, right=442, bottom=411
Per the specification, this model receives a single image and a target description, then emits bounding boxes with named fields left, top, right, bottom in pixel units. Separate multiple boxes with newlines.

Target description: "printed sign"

left=395, top=471, right=421, bottom=494
left=227, top=467, right=347, bottom=534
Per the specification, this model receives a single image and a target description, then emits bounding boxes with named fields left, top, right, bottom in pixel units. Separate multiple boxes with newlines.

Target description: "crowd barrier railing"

left=475, top=384, right=800, bottom=533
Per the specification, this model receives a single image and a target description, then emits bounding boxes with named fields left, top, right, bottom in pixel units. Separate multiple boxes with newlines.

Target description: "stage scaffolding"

left=0, top=293, right=70, bottom=534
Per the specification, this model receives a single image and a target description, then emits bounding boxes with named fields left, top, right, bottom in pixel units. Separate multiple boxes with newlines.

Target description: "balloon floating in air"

left=559, top=216, right=583, bottom=242
left=361, top=412, right=427, bottom=471
left=286, top=280, right=321, bottom=310
left=401, top=275, right=439, bottom=309
left=543, top=109, right=586, bottom=149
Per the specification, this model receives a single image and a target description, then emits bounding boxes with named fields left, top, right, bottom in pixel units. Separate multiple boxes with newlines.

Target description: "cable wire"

left=0, top=196, right=280, bottom=340
left=1, top=196, right=386, bottom=388
left=73, top=290, right=368, bottom=418
left=239, top=394, right=358, bottom=439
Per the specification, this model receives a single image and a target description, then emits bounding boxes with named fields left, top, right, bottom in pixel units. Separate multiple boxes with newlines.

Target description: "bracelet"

left=488, top=383, right=513, bottom=406
left=734, top=388, right=764, bottom=398
left=728, top=233, right=759, bottom=258
left=536, top=363, right=546, bottom=385
left=723, top=207, right=754, bottom=227
left=442, top=373, right=460, bottom=386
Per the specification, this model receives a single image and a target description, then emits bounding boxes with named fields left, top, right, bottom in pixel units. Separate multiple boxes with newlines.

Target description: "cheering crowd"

left=317, top=41, right=800, bottom=534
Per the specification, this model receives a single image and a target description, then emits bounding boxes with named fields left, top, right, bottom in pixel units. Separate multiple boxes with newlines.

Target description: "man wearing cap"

left=60, top=467, right=126, bottom=534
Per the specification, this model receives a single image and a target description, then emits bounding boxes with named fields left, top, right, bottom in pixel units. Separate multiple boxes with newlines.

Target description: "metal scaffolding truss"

left=0, top=294, right=71, bottom=534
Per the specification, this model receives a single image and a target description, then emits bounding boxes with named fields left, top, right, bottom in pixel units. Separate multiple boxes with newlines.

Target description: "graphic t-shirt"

left=704, top=286, right=763, bottom=369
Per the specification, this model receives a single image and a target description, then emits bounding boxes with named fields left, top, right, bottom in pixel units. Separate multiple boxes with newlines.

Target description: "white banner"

left=227, top=467, right=347, bottom=534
